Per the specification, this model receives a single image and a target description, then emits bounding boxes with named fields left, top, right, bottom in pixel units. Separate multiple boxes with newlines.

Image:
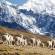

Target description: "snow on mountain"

left=7, top=6, right=17, bottom=16
left=0, top=0, right=43, bottom=35
left=18, top=13, right=42, bottom=34
left=18, top=0, right=55, bottom=36
left=4, top=1, right=12, bottom=5
left=0, top=0, right=12, bottom=5
left=19, top=0, right=55, bottom=15
left=0, top=0, right=55, bottom=36
left=0, top=1, right=17, bottom=22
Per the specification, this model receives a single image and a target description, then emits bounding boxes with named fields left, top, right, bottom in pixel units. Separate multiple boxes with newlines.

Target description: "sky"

left=7, top=0, right=28, bottom=5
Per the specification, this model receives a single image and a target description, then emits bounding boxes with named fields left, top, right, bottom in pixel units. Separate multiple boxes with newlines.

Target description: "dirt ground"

left=0, top=44, right=55, bottom=55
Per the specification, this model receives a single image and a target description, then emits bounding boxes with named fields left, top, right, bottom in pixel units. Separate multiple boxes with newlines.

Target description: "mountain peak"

left=0, top=0, right=55, bottom=36
left=19, top=0, right=55, bottom=15
left=0, top=0, right=12, bottom=5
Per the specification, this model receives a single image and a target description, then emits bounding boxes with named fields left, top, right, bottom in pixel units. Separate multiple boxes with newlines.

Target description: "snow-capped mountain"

left=19, top=0, right=55, bottom=15
left=0, top=0, right=55, bottom=36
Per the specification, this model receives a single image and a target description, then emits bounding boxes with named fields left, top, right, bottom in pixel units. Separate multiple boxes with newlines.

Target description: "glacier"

left=0, top=0, right=55, bottom=36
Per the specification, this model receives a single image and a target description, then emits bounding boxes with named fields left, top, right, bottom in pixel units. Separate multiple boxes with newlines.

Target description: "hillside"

left=0, top=26, right=50, bottom=42
left=0, top=26, right=53, bottom=55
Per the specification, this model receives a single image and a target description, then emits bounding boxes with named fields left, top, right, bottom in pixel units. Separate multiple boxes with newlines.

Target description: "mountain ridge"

left=0, top=25, right=50, bottom=42
left=0, top=0, right=55, bottom=36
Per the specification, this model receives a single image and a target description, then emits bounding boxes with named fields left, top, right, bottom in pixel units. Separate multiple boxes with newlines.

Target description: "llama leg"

left=6, top=41, right=8, bottom=45
left=10, top=41, right=12, bottom=45
left=48, top=45, right=49, bottom=48
left=9, top=41, right=10, bottom=45
left=33, top=41, right=34, bottom=46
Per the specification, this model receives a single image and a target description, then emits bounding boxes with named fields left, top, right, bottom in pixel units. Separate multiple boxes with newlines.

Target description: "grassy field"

left=0, top=26, right=53, bottom=55
left=0, top=44, right=55, bottom=55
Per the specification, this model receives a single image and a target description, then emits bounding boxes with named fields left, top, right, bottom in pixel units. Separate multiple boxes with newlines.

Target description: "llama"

left=9, top=35, right=13, bottom=45
left=47, top=40, right=52, bottom=48
left=3, top=33, right=13, bottom=45
left=16, top=36, right=21, bottom=45
left=3, top=33, right=10, bottom=45
left=36, top=39, right=41, bottom=47
left=20, top=36, right=24, bottom=46
left=52, top=39, right=55, bottom=48
left=41, top=42, right=45, bottom=47
left=20, top=34, right=28, bottom=46
left=16, top=34, right=27, bottom=46
left=24, top=39, right=28, bottom=46
left=31, top=38, right=36, bottom=46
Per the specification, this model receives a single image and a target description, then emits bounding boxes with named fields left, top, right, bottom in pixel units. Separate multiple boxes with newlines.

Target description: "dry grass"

left=0, top=26, right=53, bottom=55
left=0, top=44, right=55, bottom=55
left=0, top=26, right=50, bottom=42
